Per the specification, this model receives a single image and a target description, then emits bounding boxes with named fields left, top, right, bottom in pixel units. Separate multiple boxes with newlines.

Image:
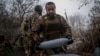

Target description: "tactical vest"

left=42, top=14, right=63, bottom=40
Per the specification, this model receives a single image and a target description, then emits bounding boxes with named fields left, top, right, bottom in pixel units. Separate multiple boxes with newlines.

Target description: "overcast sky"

left=39, top=0, right=94, bottom=18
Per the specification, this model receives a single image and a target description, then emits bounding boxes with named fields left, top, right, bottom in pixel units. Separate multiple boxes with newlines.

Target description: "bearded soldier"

left=32, top=2, right=72, bottom=54
left=21, top=5, right=42, bottom=56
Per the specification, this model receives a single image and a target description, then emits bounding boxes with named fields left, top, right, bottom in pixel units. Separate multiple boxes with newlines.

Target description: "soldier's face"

left=46, top=4, right=56, bottom=16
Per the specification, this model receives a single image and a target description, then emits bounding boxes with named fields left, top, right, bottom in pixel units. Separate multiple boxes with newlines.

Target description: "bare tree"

left=78, top=0, right=93, bottom=9
left=10, top=0, right=40, bottom=23
left=0, top=0, right=40, bottom=44
left=76, top=1, right=100, bottom=54
left=69, top=14, right=85, bottom=38
left=0, top=0, right=8, bottom=34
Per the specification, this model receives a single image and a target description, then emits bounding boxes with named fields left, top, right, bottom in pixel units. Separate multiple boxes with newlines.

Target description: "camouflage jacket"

left=32, top=14, right=72, bottom=40
left=21, top=12, right=40, bottom=37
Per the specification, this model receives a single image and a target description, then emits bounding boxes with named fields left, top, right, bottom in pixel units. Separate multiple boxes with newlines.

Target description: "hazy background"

left=39, top=0, right=94, bottom=18
left=0, top=0, right=100, bottom=56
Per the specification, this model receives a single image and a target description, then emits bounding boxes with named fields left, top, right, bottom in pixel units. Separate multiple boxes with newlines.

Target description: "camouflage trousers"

left=23, top=36, right=42, bottom=56
left=23, top=36, right=33, bottom=56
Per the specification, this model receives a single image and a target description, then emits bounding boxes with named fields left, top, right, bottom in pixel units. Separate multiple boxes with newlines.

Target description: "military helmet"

left=35, top=5, right=42, bottom=13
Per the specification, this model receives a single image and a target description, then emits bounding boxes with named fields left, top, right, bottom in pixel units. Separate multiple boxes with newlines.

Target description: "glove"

left=67, top=39, right=73, bottom=45
left=66, top=35, right=73, bottom=45
left=66, top=35, right=72, bottom=39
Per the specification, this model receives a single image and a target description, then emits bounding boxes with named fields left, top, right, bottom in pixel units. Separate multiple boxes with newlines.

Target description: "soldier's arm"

left=61, top=16, right=72, bottom=38
left=31, top=16, right=43, bottom=41
left=32, top=16, right=43, bottom=33
left=20, top=20, right=29, bottom=36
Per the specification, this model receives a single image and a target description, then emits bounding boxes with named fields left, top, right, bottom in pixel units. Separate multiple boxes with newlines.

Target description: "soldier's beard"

left=47, top=14, right=55, bottom=19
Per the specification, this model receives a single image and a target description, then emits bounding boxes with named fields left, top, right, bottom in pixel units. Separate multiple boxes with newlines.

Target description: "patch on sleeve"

left=44, top=16, right=48, bottom=20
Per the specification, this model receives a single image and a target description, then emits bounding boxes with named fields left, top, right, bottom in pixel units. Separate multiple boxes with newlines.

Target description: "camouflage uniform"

left=32, top=14, right=72, bottom=54
left=21, top=12, right=40, bottom=56
left=32, top=14, right=72, bottom=39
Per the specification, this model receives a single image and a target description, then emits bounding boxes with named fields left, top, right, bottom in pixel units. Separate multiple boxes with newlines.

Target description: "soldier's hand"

left=33, top=35, right=39, bottom=41
left=33, top=37, right=38, bottom=41
left=66, top=35, right=72, bottom=39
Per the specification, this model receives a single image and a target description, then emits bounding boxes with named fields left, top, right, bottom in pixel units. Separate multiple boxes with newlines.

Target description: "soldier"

left=32, top=2, right=72, bottom=54
left=21, top=5, right=42, bottom=56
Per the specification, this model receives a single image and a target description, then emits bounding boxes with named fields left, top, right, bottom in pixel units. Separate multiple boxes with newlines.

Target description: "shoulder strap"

left=42, top=15, right=47, bottom=38
left=56, top=14, right=64, bottom=36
